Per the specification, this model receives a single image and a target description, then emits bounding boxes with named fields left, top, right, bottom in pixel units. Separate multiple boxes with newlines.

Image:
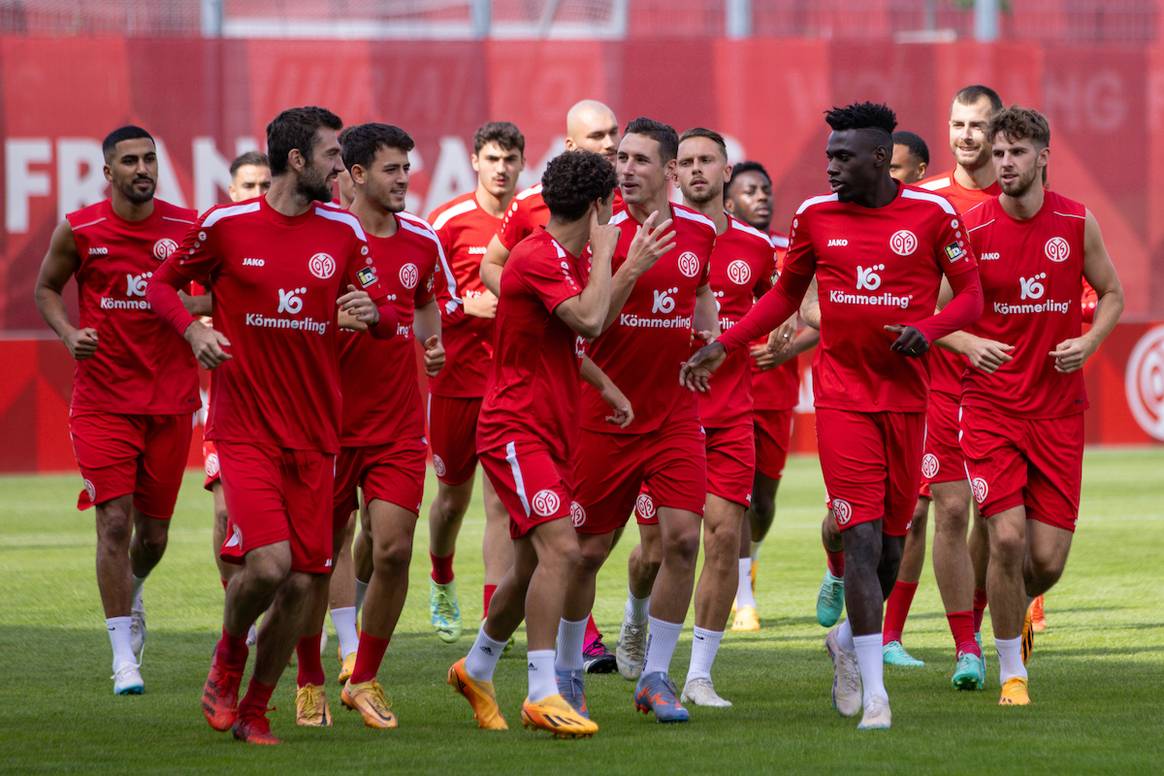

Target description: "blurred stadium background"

left=1, top=0, right=1162, bottom=473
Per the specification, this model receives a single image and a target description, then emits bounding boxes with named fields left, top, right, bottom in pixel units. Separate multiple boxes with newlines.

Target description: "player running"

left=426, top=122, right=524, bottom=643
left=723, top=160, right=818, bottom=632
left=554, top=118, right=717, bottom=724
left=683, top=103, right=984, bottom=730
left=448, top=150, right=624, bottom=738
left=478, top=99, right=623, bottom=673
left=944, top=106, right=1122, bottom=706
left=148, top=106, right=399, bottom=745
left=33, top=125, right=199, bottom=696
left=671, top=129, right=776, bottom=706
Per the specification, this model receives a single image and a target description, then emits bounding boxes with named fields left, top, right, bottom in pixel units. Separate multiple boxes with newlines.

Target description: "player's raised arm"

left=603, top=211, right=676, bottom=331
left=556, top=210, right=617, bottom=338
left=1049, top=209, right=1124, bottom=373
left=34, top=220, right=98, bottom=360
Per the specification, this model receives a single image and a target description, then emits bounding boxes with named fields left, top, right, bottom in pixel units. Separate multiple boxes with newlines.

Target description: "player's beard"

left=120, top=176, right=155, bottom=205
left=683, top=182, right=721, bottom=207
left=297, top=168, right=335, bottom=203
left=1000, top=166, right=1039, bottom=198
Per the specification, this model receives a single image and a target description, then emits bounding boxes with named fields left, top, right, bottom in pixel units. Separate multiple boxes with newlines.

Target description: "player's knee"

left=702, top=523, right=738, bottom=565
left=246, top=552, right=292, bottom=590
left=933, top=493, right=970, bottom=530
left=577, top=538, right=611, bottom=573
left=96, top=511, right=133, bottom=549
left=373, top=534, right=413, bottom=570
left=750, top=495, right=775, bottom=530
left=1026, top=546, right=1065, bottom=588
left=989, top=524, right=1025, bottom=565
left=663, top=526, right=701, bottom=565
left=139, top=530, right=168, bottom=557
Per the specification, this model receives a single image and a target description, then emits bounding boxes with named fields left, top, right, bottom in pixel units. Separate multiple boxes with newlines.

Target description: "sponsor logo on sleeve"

left=944, top=242, right=967, bottom=262
left=356, top=266, right=378, bottom=288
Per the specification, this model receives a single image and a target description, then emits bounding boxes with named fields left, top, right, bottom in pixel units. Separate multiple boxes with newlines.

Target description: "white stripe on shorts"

left=505, top=441, right=530, bottom=516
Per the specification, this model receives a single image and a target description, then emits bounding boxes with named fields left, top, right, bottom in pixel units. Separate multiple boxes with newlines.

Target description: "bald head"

left=565, top=99, right=619, bottom=163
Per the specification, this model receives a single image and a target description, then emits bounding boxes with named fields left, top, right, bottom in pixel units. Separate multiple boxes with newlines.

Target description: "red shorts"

left=922, top=391, right=965, bottom=488
left=574, top=422, right=706, bottom=535
left=753, top=408, right=793, bottom=480
left=706, top=423, right=755, bottom=508
left=816, top=408, right=925, bottom=538
left=479, top=439, right=575, bottom=540
left=69, top=412, right=193, bottom=518
left=428, top=394, right=482, bottom=486
left=202, top=440, right=221, bottom=491
left=217, top=441, right=336, bottom=574
left=959, top=407, right=1083, bottom=532
left=334, top=436, right=427, bottom=521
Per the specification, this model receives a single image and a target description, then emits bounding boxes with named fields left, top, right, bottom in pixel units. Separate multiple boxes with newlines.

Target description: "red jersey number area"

left=427, top=193, right=499, bottom=399
left=699, top=216, right=774, bottom=429
left=790, top=184, right=978, bottom=413
left=581, top=205, right=716, bottom=434
left=66, top=198, right=200, bottom=415
left=961, top=191, right=1089, bottom=418
left=476, top=229, right=587, bottom=537
left=162, top=197, right=390, bottom=453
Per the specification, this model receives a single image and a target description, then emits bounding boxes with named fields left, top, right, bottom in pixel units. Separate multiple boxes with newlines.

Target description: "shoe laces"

left=839, top=650, right=861, bottom=695
left=299, top=684, right=326, bottom=713
left=111, top=662, right=141, bottom=681
left=365, top=681, right=392, bottom=712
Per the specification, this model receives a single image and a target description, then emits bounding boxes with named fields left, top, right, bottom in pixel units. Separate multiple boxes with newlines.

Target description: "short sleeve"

left=499, top=200, right=529, bottom=251
left=415, top=247, right=438, bottom=308
left=522, top=251, right=583, bottom=314
left=934, top=211, right=978, bottom=279
left=345, top=234, right=391, bottom=306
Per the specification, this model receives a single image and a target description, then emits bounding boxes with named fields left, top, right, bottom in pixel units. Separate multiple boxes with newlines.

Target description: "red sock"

left=430, top=552, right=455, bottom=585
left=946, top=610, right=981, bottom=657
left=584, top=614, right=602, bottom=649
left=295, top=633, right=326, bottom=687
left=349, top=633, right=390, bottom=685
left=882, top=580, right=918, bottom=645
left=216, top=627, right=249, bottom=671
left=973, top=588, right=988, bottom=632
left=482, top=584, right=497, bottom=616
left=238, top=677, right=275, bottom=719
left=826, top=549, right=845, bottom=578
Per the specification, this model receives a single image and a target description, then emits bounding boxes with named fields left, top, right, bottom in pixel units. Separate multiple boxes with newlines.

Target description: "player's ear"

left=917, top=161, right=927, bottom=178
left=723, top=163, right=733, bottom=184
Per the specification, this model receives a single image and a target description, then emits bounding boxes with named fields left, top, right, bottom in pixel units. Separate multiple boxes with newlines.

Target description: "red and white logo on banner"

left=1126, top=326, right=1164, bottom=442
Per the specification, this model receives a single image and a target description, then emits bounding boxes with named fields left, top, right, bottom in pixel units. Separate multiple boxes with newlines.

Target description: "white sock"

left=331, top=606, right=359, bottom=659
left=996, top=636, right=1027, bottom=683
left=853, top=633, right=888, bottom=705
left=836, top=618, right=856, bottom=651
left=686, top=626, right=724, bottom=682
left=355, top=578, right=369, bottom=615
left=736, top=559, right=756, bottom=608
left=625, top=590, right=650, bottom=624
left=464, top=626, right=507, bottom=682
left=527, top=649, right=557, bottom=702
left=131, top=575, right=146, bottom=612
left=555, top=617, right=587, bottom=673
left=642, top=616, right=682, bottom=676
left=107, top=616, right=136, bottom=668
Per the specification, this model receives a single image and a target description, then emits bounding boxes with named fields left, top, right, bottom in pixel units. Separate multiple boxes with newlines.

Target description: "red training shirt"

left=477, top=227, right=586, bottom=463
left=960, top=191, right=1089, bottom=418
left=65, top=198, right=200, bottom=415
left=499, top=182, right=624, bottom=251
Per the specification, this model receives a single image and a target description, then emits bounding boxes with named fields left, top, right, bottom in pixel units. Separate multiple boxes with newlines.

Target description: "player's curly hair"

left=824, top=102, right=898, bottom=135
left=340, top=123, right=415, bottom=171
left=726, top=160, right=771, bottom=195
left=988, top=106, right=1050, bottom=149
left=541, top=150, right=617, bottom=222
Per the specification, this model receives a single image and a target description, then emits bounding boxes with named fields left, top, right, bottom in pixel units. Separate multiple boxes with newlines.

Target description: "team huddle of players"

left=33, top=84, right=1123, bottom=744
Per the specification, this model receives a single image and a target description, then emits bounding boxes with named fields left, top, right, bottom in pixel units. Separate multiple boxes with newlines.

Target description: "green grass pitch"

left=1, top=449, right=1162, bottom=773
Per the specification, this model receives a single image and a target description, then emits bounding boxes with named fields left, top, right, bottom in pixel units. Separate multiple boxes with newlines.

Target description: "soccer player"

left=723, top=161, right=818, bottom=632
left=889, top=131, right=929, bottom=184
left=943, top=107, right=1122, bottom=705
left=33, top=125, right=199, bottom=695
left=556, top=117, right=718, bottom=724
left=682, top=103, right=984, bottom=730
left=147, top=106, right=399, bottom=745
left=671, top=129, right=777, bottom=706
left=447, top=149, right=623, bottom=738
left=228, top=151, right=273, bottom=201
left=426, top=122, right=524, bottom=643
left=286, top=122, right=445, bottom=729
left=478, top=99, right=623, bottom=673
left=881, top=85, right=1003, bottom=679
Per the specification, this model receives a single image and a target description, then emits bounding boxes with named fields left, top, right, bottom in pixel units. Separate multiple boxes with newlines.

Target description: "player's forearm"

left=799, top=278, right=821, bottom=330
left=182, top=291, right=212, bottom=317
left=33, top=286, right=78, bottom=341
left=718, top=271, right=812, bottom=352
left=936, top=330, right=976, bottom=355
left=146, top=263, right=197, bottom=335
left=914, top=270, right=983, bottom=344
left=694, top=287, right=720, bottom=339
left=1084, top=287, right=1124, bottom=350
left=579, top=355, right=612, bottom=390
left=413, top=301, right=441, bottom=342
left=480, top=235, right=508, bottom=296
left=791, top=326, right=819, bottom=355
left=572, top=256, right=613, bottom=339
left=602, top=264, right=639, bottom=332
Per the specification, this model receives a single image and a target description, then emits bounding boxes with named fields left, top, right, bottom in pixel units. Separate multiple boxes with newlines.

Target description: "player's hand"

left=1050, top=335, right=1096, bottom=373
left=338, top=307, right=368, bottom=331
left=184, top=320, right=231, bottom=369
left=423, top=335, right=446, bottom=376
left=963, top=335, right=1015, bottom=373
left=337, top=285, right=380, bottom=325
left=588, top=209, right=620, bottom=260
left=63, top=327, right=99, bottom=360
left=885, top=324, right=930, bottom=357
left=599, top=380, right=634, bottom=429
left=463, top=290, right=498, bottom=319
left=680, top=341, right=727, bottom=392
left=625, top=211, right=676, bottom=278
left=695, top=329, right=715, bottom=345
left=766, top=319, right=797, bottom=357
